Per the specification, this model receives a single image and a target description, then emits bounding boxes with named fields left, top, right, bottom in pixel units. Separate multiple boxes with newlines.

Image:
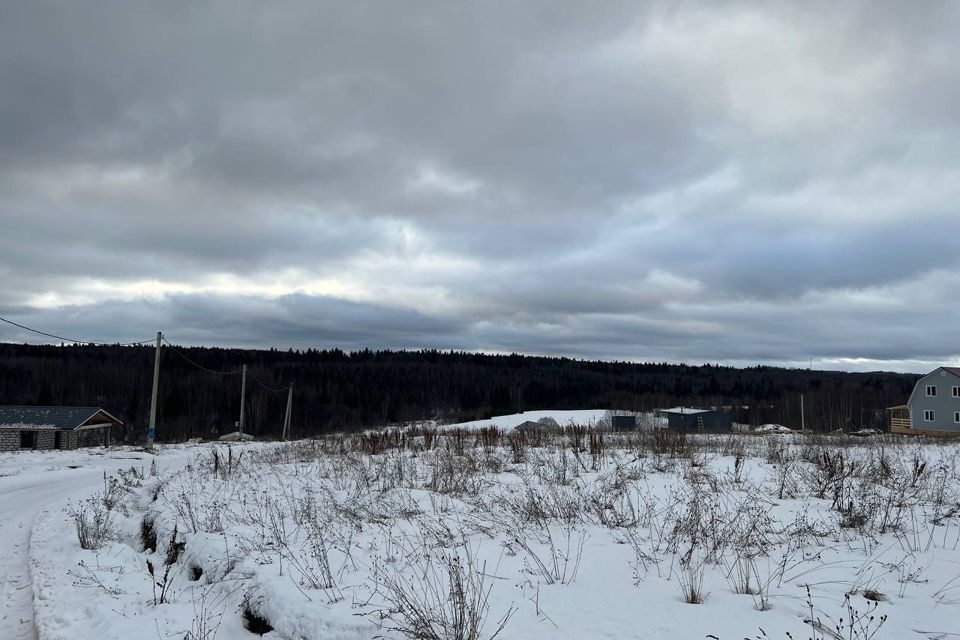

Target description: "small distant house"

left=0, top=406, right=121, bottom=451
left=515, top=420, right=545, bottom=433
left=890, top=367, right=960, bottom=435
left=218, top=431, right=256, bottom=442
left=658, top=407, right=732, bottom=432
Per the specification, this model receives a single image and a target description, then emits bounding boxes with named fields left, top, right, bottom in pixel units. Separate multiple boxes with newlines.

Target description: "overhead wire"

left=0, top=315, right=155, bottom=346
left=249, top=373, right=290, bottom=393
left=1, top=315, right=290, bottom=391
left=159, top=337, right=292, bottom=433
left=161, top=336, right=243, bottom=376
left=2, top=313, right=293, bottom=434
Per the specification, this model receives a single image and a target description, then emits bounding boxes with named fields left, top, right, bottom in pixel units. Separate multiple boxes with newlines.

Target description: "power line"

left=161, top=336, right=243, bottom=376
left=0, top=315, right=154, bottom=346
left=249, top=373, right=289, bottom=393
left=0, top=316, right=294, bottom=441
left=161, top=337, right=289, bottom=390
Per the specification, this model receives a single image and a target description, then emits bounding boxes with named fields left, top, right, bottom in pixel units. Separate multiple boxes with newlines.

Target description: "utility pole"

left=283, top=383, right=293, bottom=440
left=801, top=394, right=805, bottom=432
left=147, top=331, right=162, bottom=450
left=239, top=364, right=247, bottom=437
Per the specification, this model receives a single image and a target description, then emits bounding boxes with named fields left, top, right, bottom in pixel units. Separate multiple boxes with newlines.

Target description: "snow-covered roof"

left=658, top=407, right=711, bottom=415
left=0, top=422, right=59, bottom=431
left=0, top=406, right=123, bottom=430
left=218, top=431, right=256, bottom=441
left=755, top=423, right=794, bottom=434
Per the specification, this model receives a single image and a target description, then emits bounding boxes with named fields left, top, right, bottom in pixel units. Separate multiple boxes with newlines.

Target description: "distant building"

left=0, top=406, right=121, bottom=451
left=611, top=415, right=637, bottom=431
left=218, top=431, right=256, bottom=442
left=514, top=420, right=543, bottom=432
left=658, top=407, right=732, bottom=431
left=890, top=367, right=960, bottom=434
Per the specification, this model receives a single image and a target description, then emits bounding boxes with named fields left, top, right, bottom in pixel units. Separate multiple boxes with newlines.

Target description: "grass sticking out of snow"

left=26, top=430, right=960, bottom=640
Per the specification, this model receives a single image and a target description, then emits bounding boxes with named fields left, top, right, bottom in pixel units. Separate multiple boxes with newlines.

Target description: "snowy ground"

left=0, top=445, right=198, bottom=640
left=22, top=429, right=960, bottom=640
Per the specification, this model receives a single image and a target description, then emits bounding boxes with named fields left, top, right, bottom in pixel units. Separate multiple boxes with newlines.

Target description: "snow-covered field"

left=441, top=409, right=611, bottom=430
left=21, top=429, right=960, bottom=640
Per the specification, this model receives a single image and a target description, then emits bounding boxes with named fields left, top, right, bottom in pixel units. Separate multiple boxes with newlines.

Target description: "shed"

left=218, top=431, right=256, bottom=442
left=611, top=415, right=637, bottom=431
left=658, top=407, right=732, bottom=432
left=514, top=420, right=545, bottom=433
left=0, top=406, right=121, bottom=451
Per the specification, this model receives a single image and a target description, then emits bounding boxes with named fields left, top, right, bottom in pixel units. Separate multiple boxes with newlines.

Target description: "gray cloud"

left=1, top=0, right=959, bottom=372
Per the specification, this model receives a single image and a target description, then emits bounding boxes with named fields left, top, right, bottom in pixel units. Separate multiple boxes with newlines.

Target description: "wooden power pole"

left=147, top=331, right=162, bottom=450
left=282, top=383, right=293, bottom=440
left=239, top=364, right=247, bottom=437
left=801, top=394, right=805, bottom=431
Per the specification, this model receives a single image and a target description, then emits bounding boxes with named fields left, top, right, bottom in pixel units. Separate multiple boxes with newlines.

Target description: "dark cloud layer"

left=1, top=1, right=959, bottom=372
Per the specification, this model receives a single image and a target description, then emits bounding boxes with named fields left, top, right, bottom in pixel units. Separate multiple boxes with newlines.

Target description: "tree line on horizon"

left=0, top=343, right=919, bottom=442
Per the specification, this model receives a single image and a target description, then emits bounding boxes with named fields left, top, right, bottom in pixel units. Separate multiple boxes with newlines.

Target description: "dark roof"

left=0, top=406, right=122, bottom=430
left=515, top=420, right=544, bottom=430
left=944, top=367, right=960, bottom=377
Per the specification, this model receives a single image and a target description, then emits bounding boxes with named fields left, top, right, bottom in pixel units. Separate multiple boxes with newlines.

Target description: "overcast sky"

left=1, top=1, right=958, bottom=372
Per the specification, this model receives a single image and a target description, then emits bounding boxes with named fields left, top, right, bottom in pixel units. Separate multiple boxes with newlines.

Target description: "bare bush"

left=425, top=448, right=483, bottom=496
left=650, top=428, right=691, bottom=458
left=508, top=521, right=586, bottom=585
left=71, top=494, right=114, bottom=550
left=146, top=558, right=175, bottom=605
left=373, top=546, right=515, bottom=640
left=211, top=446, right=243, bottom=479
left=507, top=431, right=527, bottom=464
left=675, top=547, right=706, bottom=604
left=802, top=586, right=887, bottom=640
left=184, top=586, right=227, bottom=640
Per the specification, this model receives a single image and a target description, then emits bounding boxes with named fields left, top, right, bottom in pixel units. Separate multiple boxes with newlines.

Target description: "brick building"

left=0, top=406, right=122, bottom=451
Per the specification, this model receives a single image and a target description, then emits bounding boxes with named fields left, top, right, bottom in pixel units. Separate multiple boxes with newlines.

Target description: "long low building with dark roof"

left=658, top=406, right=733, bottom=431
left=0, top=406, right=122, bottom=451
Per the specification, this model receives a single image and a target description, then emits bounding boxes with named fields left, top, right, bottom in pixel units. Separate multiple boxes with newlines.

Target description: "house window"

left=926, top=385, right=937, bottom=397
left=955, top=412, right=960, bottom=424
left=19, top=431, right=37, bottom=449
left=924, top=410, right=935, bottom=422
left=953, top=386, right=960, bottom=398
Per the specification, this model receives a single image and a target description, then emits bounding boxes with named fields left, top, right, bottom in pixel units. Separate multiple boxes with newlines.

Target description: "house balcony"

left=887, top=405, right=911, bottom=434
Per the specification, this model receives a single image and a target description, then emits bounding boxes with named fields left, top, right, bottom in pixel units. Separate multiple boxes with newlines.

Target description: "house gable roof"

left=906, top=367, right=960, bottom=408
left=0, top=406, right=122, bottom=431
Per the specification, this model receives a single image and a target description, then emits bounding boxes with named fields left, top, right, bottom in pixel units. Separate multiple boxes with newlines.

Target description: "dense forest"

left=0, top=342, right=919, bottom=442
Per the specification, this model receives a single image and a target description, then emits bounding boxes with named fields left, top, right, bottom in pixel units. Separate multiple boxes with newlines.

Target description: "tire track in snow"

left=0, top=484, right=45, bottom=640
left=0, top=473, right=105, bottom=640
left=0, top=451, right=171, bottom=640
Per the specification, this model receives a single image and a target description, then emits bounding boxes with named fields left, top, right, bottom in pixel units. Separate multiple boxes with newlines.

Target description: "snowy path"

left=0, top=449, right=195, bottom=640
left=0, top=474, right=94, bottom=640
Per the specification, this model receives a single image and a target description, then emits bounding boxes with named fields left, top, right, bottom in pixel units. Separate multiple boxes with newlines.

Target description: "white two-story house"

left=890, top=367, right=960, bottom=434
